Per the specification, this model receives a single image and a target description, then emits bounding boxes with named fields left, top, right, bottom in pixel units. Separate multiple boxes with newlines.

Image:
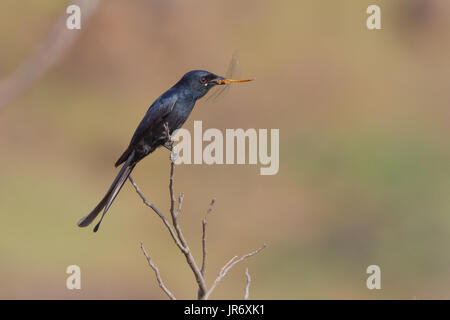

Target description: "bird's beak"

left=212, top=77, right=253, bottom=85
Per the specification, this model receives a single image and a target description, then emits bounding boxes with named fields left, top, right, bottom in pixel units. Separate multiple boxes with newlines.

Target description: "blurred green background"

left=1, top=0, right=450, bottom=299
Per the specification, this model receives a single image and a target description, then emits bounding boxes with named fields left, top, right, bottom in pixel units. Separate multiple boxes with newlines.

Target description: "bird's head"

left=179, top=70, right=252, bottom=99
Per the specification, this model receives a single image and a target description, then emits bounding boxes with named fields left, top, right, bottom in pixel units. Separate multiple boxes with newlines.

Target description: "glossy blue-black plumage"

left=78, top=70, right=224, bottom=231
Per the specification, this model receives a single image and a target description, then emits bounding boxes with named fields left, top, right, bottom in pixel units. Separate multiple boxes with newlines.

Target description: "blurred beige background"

left=1, top=0, right=450, bottom=299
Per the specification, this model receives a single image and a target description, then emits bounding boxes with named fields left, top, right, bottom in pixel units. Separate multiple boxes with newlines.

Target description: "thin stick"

left=201, top=198, right=216, bottom=277
left=203, top=243, right=266, bottom=300
left=129, top=175, right=186, bottom=253
left=168, top=160, right=208, bottom=298
left=175, top=193, right=184, bottom=218
left=163, top=122, right=208, bottom=298
left=140, top=242, right=176, bottom=300
left=201, top=220, right=207, bottom=277
left=244, top=268, right=251, bottom=300
left=137, top=122, right=264, bottom=300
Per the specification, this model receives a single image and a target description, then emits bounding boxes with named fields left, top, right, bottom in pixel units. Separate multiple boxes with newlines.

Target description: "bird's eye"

left=200, top=77, right=207, bottom=84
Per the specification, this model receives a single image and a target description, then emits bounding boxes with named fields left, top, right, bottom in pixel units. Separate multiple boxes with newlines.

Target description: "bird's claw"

left=163, top=143, right=173, bottom=151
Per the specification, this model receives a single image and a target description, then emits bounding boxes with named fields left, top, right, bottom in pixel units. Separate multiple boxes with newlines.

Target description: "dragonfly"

left=207, top=51, right=241, bottom=102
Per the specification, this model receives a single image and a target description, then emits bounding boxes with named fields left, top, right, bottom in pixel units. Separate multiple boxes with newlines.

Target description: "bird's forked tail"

left=77, top=151, right=136, bottom=232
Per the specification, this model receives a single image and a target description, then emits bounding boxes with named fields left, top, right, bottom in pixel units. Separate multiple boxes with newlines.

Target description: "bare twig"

left=175, top=193, right=184, bottom=218
left=169, top=161, right=176, bottom=218
left=136, top=122, right=264, bottom=299
left=129, top=175, right=186, bottom=253
left=140, top=242, right=176, bottom=300
left=206, top=198, right=216, bottom=215
left=201, top=198, right=216, bottom=277
left=244, top=268, right=251, bottom=300
left=203, top=243, right=266, bottom=300
left=163, top=122, right=208, bottom=298
left=129, top=176, right=164, bottom=219
left=167, top=160, right=208, bottom=298
left=201, top=220, right=207, bottom=276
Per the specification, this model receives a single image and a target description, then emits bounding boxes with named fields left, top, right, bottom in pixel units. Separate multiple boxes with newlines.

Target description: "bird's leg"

left=163, top=122, right=178, bottom=162
left=163, top=122, right=174, bottom=149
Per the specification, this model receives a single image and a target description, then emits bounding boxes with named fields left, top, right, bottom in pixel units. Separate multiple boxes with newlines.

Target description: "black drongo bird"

left=77, top=70, right=252, bottom=232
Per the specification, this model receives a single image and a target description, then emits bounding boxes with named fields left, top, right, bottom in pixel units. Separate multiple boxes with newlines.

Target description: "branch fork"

left=134, top=123, right=265, bottom=299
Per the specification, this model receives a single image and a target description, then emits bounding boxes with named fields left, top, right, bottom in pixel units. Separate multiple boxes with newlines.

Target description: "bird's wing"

left=115, top=93, right=177, bottom=167
left=129, top=95, right=177, bottom=146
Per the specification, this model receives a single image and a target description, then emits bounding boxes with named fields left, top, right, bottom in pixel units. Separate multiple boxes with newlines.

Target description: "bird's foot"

left=163, top=143, right=173, bottom=152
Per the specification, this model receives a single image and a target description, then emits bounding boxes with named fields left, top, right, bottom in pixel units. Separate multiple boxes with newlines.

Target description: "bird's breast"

left=170, top=98, right=195, bottom=122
